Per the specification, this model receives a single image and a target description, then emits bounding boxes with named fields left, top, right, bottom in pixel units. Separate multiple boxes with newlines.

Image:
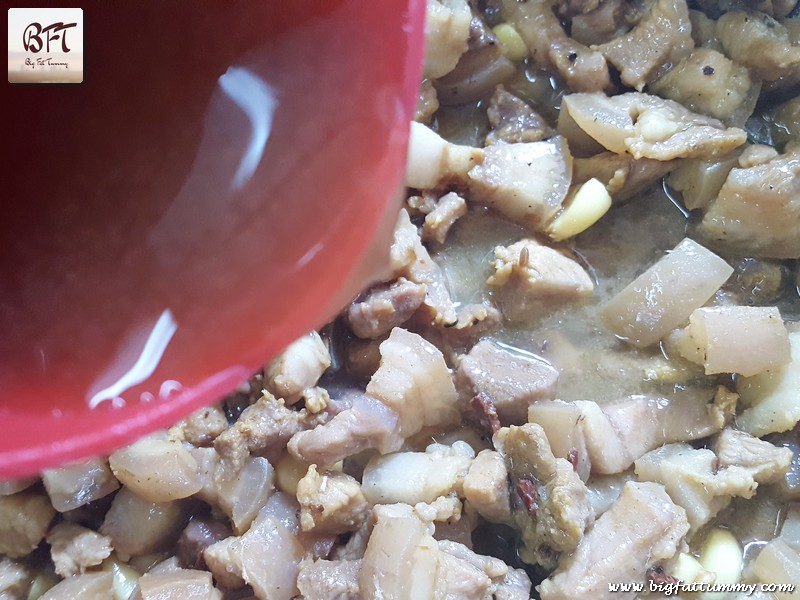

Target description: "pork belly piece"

left=405, top=122, right=484, bottom=191
left=649, top=48, right=756, bottom=123
left=390, top=209, right=458, bottom=326
left=635, top=431, right=791, bottom=530
left=345, top=278, right=426, bottom=339
left=215, top=392, right=322, bottom=470
left=203, top=493, right=303, bottom=600
left=264, top=331, right=331, bottom=405
left=468, top=138, right=573, bottom=231
left=361, top=442, right=473, bottom=506
left=485, top=86, right=554, bottom=145
left=424, top=0, right=471, bottom=79
left=168, top=405, right=228, bottom=447
left=697, top=151, right=800, bottom=259
left=47, top=523, right=112, bottom=577
left=594, top=0, right=693, bottom=91
left=487, top=239, right=593, bottom=320
left=359, top=504, right=531, bottom=600
left=499, top=0, right=612, bottom=92
left=560, top=92, right=747, bottom=161
left=737, top=329, right=800, bottom=436
left=717, top=10, right=800, bottom=82
left=538, top=482, right=689, bottom=600
left=573, top=152, right=677, bottom=202
left=296, top=558, right=361, bottom=600
left=41, top=458, right=119, bottom=513
left=422, top=192, right=467, bottom=245
left=495, top=423, right=594, bottom=569
left=456, top=339, right=559, bottom=424
left=463, top=449, right=513, bottom=525
left=601, top=237, right=733, bottom=348
left=529, top=389, right=727, bottom=475
left=297, top=466, right=369, bottom=534
left=0, top=490, right=55, bottom=558
left=136, top=568, right=222, bottom=600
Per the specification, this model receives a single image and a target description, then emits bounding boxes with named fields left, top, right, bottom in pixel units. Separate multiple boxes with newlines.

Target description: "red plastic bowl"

left=1, top=1, right=425, bottom=479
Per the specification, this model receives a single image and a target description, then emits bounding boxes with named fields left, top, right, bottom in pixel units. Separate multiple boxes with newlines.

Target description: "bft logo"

left=8, top=8, right=84, bottom=83
left=23, top=21, right=77, bottom=54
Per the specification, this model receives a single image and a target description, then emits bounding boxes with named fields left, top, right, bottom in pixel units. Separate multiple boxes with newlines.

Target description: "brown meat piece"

left=463, top=449, right=513, bottom=525
left=136, top=569, right=222, bottom=600
left=296, top=558, right=361, bottom=600
left=496, top=424, right=594, bottom=569
left=594, top=0, right=694, bottom=91
left=697, top=152, right=800, bottom=259
left=0, top=490, right=55, bottom=558
left=573, top=152, right=678, bottom=202
left=176, top=519, right=232, bottom=570
left=168, top=405, right=228, bottom=447
left=717, top=10, right=800, bottom=82
left=422, top=192, right=467, bottom=245
left=713, top=428, right=794, bottom=481
left=500, top=0, right=612, bottom=93
left=47, top=523, right=112, bottom=577
left=214, top=392, right=322, bottom=470
left=570, top=0, right=628, bottom=46
left=414, top=79, right=439, bottom=124
left=485, top=86, right=554, bottom=145
left=296, top=466, right=369, bottom=534
left=538, top=482, right=689, bottom=600
left=345, top=278, right=426, bottom=339
left=456, top=339, right=559, bottom=424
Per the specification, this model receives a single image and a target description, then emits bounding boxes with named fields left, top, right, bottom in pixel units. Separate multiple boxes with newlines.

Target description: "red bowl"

left=1, top=1, right=425, bottom=479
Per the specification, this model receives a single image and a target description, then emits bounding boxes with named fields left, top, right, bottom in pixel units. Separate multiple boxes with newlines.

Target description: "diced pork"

left=573, top=152, right=677, bottom=202
left=41, top=458, right=120, bottom=513
left=560, top=92, right=747, bottom=161
left=0, top=490, right=55, bottom=558
left=168, top=405, right=228, bottom=447
left=39, top=572, right=113, bottom=600
left=215, top=392, right=320, bottom=470
left=496, top=424, right=594, bottom=568
left=361, top=443, right=473, bottom=506
left=422, top=192, right=467, bottom=245
left=345, top=278, right=426, bottom=339
left=297, top=466, right=369, bottom=534
left=650, top=48, right=756, bottom=122
left=456, top=339, right=559, bottom=424
left=47, top=523, right=112, bottom=577
left=288, top=394, right=403, bottom=467
left=538, top=482, right=689, bottom=600
left=424, top=0, right=472, bottom=79
left=635, top=433, right=791, bottom=530
left=176, top=518, right=232, bottom=570
left=716, top=10, right=800, bottom=82
left=136, top=568, right=222, bottom=600
left=499, top=0, right=612, bottom=92
left=390, top=209, right=458, bottom=326
left=414, top=79, right=439, bottom=124
left=487, top=240, right=594, bottom=319
left=697, top=152, right=800, bottom=259
left=594, top=0, right=693, bottom=91
left=468, top=138, right=573, bottom=230
left=463, top=449, right=513, bottom=525
left=264, top=331, right=331, bottom=405
left=203, top=494, right=303, bottom=600
left=296, top=558, right=361, bottom=600
left=485, top=86, right=554, bottom=145
left=405, top=122, right=484, bottom=191
left=366, top=327, right=459, bottom=436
